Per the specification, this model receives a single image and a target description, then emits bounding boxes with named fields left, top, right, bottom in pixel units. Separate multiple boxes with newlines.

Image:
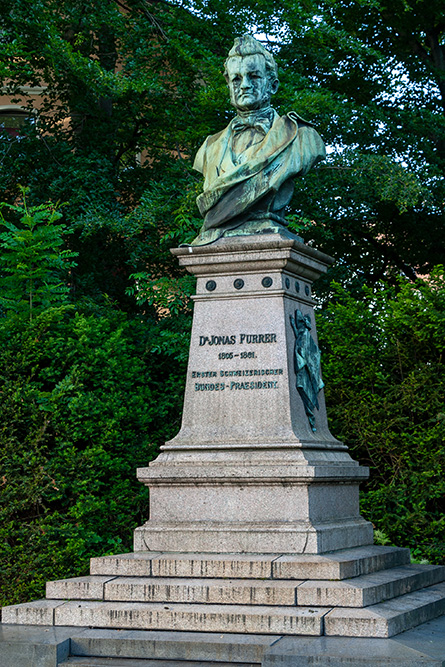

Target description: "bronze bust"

left=192, top=35, right=326, bottom=245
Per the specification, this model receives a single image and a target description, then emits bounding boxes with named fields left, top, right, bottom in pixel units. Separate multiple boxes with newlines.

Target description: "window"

left=0, top=108, right=32, bottom=137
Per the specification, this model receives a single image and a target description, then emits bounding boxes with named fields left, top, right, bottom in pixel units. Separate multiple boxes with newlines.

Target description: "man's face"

left=226, top=54, right=277, bottom=112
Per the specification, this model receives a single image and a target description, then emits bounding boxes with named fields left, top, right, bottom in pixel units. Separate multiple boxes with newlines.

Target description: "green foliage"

left=1, top=0, right=443, bottom=296
left=317, top=268, right=445, bottom=563
left=0, top=186, right=191, bottom=605
left=0, top=190, right=77, bottom=320
left=205, top=0, right=443, bottom=294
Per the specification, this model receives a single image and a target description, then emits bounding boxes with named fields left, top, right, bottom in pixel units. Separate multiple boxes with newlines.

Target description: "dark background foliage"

left=317, top=270, right=445, bottom=564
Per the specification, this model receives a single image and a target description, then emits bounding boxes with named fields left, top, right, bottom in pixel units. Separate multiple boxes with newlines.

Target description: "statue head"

left=224, top=35, right=279, bottom=113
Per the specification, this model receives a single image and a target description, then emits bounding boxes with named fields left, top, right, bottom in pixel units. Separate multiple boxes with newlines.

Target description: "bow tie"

left=231, top=109, right=275, bottom=136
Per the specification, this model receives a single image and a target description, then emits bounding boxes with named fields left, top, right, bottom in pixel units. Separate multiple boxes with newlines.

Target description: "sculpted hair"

left=224, top=34, right=278, bottom=84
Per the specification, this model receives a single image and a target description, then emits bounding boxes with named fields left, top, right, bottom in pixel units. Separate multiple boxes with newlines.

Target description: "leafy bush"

left=317, top=269, right=445, bottom=563
left=0, top=302, right=190, bottom=605
left=0, top=200, right=190, bottom=605
left=0, top=191, right=77, bottom=320
left=0, top=306, right=189, bottom=604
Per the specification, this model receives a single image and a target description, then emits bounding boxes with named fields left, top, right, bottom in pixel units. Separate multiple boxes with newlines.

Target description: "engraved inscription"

left=219, top=368, right=283, bottom=377
left=218, top=351, right=256, bottom=360
left=194, top=380, right=279, bottom=392
left=200, top=335, right=236, bottom=346
left=193, top=331, right=281, bottom=395
left=195, top=382, right=226, bottom=391
left=192, top=368, right=283, bottom=379
left=230, top=380, right=278, bottom=390
left=239, top=333, right=276, bottom=344
left=199, top=333, right=277, bottom=346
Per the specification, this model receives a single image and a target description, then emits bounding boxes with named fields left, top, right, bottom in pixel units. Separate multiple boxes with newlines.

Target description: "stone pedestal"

left=3, top=236, right=445, bottom=648
left=135, top=235, right=373, bottom=554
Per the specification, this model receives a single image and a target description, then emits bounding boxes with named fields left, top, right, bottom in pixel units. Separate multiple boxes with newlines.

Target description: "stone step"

left=90, top=546, right=410, bottom=581
left=297, top=564, right=445, bottom=608
left=262, top=633, right=445, bottom=666
left=2, top=622, right=445, bottom=666
left=46, top=564, right=445, bottom=609
left=69, top=629, right=278, bottom=663
left=103, top=578, right=298, bottom=607
left=272, top=546, right=411, bottom=581
left=60, top=659, right=258, bottom=666
left=46, top=576, right=116, bottom=601
left=89, top=553, right=276, bottom=580
left=2, top=600, right=329, bottom=636
left=47, top=576, right=301, bottom=606
left=5, top=580, right=445, bottom=640
left=324, top=581, right=445, bottom=638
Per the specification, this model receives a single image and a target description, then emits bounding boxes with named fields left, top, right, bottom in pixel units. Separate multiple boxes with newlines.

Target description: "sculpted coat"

left=193, top=110, right=325, bottom=236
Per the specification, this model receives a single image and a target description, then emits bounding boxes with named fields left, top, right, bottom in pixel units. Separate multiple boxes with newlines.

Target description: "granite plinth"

left=155, top=236, right=344, bottom=451
left=134, top=519, right=373, bottom=555
left=136, top=235, right=372, bottom=555
left=2, top=239, right=441, bottom=656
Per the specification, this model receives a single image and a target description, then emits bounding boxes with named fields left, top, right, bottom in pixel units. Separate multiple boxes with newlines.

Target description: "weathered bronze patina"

left=192, top=34, right=325, bottom=245
left=290, top=309, right=325, bottom=432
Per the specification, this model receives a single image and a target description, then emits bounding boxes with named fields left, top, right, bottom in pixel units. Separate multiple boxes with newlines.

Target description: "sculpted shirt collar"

left=230, top=106, right=276, bottom=136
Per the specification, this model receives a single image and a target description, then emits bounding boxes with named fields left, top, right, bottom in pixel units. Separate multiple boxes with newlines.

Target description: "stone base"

left=135, top=235, right=373, bottom=556
left=133, top=518, right=373, bottom=554
left=136, top=450, right=373, bottom=554
left=2, top=546, right=445, bottom=642
left=4, top=237, right=442, bottom=661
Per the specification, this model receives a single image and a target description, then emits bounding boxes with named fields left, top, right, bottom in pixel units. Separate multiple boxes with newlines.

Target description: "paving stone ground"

left=1, top=615, right=444, bottom=666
